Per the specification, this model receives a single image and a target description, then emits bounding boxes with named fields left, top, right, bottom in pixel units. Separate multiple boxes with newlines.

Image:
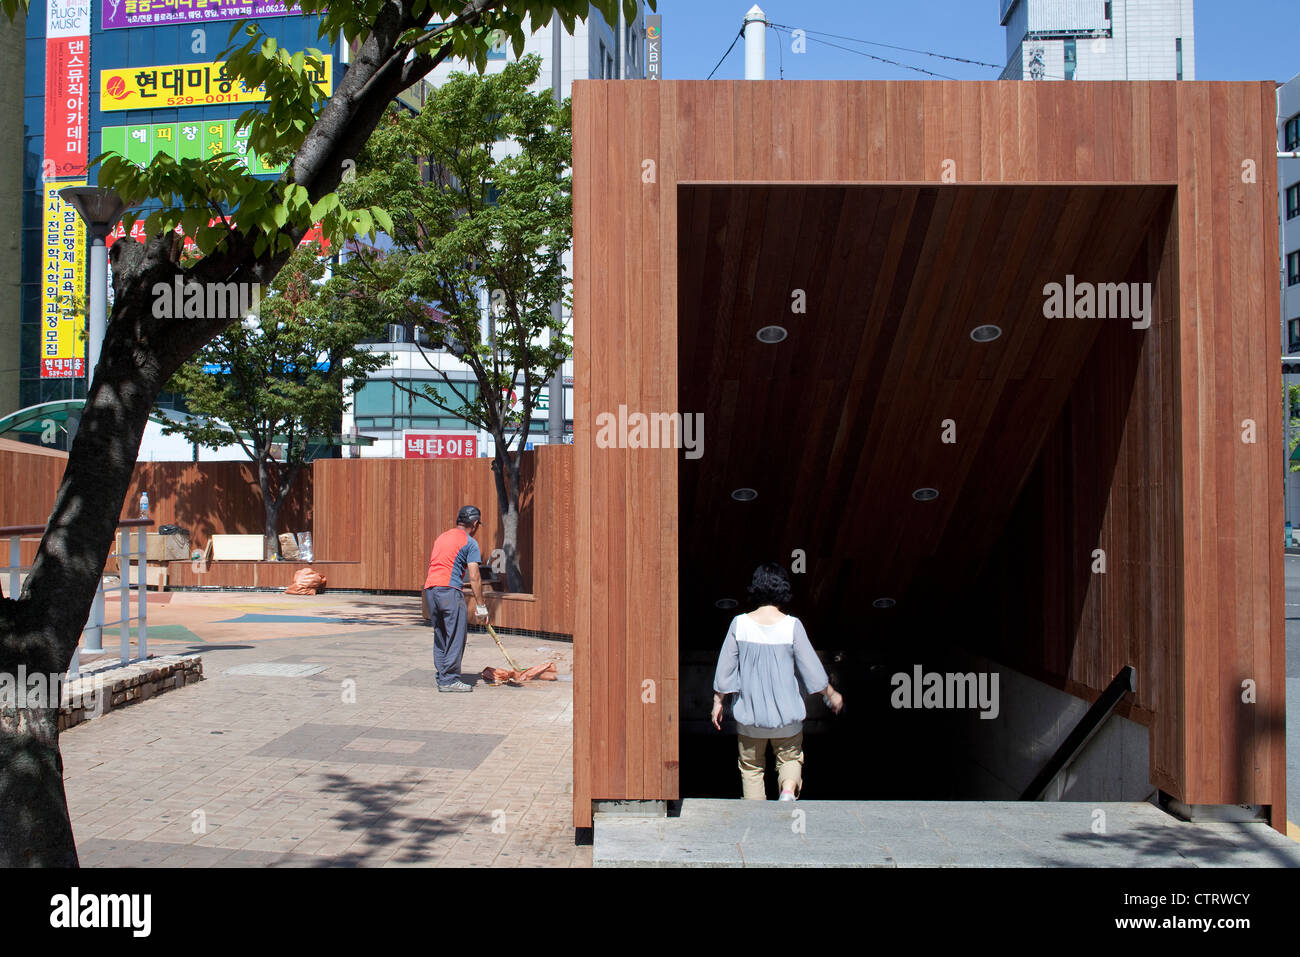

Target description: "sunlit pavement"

left=62, top=591, right=585, bottom=867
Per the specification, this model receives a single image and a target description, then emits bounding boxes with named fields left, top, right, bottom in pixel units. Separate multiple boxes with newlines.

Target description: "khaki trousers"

left=737, top=731, right=804, bottom=800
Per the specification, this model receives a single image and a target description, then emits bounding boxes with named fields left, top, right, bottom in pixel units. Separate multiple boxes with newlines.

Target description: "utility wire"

left=707, top=28, right=743, bottom=81
left=767, top=21, right=1003, bottom=70
left=770, top=26, right=959, bottom=80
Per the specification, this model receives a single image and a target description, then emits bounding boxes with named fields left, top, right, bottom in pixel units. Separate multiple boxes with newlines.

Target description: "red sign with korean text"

left=403, top=433, right=477, bottom=459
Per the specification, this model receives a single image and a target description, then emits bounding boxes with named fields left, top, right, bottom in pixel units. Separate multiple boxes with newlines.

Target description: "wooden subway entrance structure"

left=571, top=81, right=1285, bottom=831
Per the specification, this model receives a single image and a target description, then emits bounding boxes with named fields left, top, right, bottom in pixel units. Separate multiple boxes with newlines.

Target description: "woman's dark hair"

left=747, top=562, right=792, bottom=608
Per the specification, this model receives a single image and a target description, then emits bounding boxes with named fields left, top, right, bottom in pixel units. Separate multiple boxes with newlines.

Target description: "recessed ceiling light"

left=970, top=324, right=1002, bottom=342
left=732, top=488, right=758, bottom=501
left=872, top=598, right=896, bottom=609
left=715, top=598, right=738, bottom=610
left=912, top=487, right=939, bottom=502
left=756, top=325, right=788, bottom=344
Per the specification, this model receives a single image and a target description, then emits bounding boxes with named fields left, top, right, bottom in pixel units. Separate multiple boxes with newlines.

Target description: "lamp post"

left=58, top=186, right=126, bottom=655
left=58, top=186, right=127, bottom=384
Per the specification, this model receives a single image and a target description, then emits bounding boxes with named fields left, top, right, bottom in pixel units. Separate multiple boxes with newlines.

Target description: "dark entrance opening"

left=676, top=183, right=1179, bottom=802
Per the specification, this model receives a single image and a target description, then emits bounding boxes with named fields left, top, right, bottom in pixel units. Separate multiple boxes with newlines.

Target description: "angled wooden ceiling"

left=677, top=183, right=1173, bottom=647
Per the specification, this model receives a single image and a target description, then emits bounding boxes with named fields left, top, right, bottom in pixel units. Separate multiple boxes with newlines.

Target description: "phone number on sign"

left=163, top=92, right=248, bottom=106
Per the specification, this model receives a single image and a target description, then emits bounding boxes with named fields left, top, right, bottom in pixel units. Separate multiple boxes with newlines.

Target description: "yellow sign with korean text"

left=99, top=56, right=332, bottom=111
left=41, top=180, right=87, bottom=379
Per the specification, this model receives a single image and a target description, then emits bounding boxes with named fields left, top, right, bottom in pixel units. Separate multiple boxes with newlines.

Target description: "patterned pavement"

left=63, top=592, right=587, bottom=867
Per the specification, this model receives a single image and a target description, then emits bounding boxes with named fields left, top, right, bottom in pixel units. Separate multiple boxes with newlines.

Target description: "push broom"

left=479, top=621, right=558, bottom=686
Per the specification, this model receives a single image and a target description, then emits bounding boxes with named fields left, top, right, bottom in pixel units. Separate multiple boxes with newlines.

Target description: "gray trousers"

left=426, top=586, right=468, bottom=685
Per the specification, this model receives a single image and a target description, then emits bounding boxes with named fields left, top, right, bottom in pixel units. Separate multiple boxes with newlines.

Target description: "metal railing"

left=1020, top=664, right=1137, bottom=801
left=1, top=518, right=154, bottom=678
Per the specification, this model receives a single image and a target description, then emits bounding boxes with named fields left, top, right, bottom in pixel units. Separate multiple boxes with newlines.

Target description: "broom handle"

left=484, top=622, right=522, bottom=673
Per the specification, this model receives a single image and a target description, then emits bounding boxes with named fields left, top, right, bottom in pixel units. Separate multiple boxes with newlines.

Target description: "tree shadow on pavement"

left=308, top=770, right=483, bottom=867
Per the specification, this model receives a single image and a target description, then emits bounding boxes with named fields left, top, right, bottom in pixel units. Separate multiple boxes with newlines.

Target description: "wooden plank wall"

left=123, top=462, right=313, bottom=550
left=0, top=440, right=73, bottom=568
left=0, top=446, right=312, bottom=564
left=164, top=448, right=572, bottom=634
left=571, top=80, right=1284, bottom=828
left=967, top=194, right=1185, bottom=796
left=1, top=442, right=575, bottom=636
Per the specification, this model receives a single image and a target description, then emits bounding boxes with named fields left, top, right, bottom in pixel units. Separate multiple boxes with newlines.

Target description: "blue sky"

left=650, top=0, right=1299, bottom=83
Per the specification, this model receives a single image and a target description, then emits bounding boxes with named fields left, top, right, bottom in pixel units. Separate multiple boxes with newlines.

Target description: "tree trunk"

left=491, top=437, right=524, bottom=592
left=258, top=457, right=283, bottom=561
left=0, top=0, right=506, bottom=870
left=0, top=244, right=180, bottom=865
left=0, top=706, right=77, bottom=866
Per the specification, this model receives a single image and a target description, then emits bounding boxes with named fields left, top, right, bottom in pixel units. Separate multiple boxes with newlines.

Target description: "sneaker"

left=437, top=680, right=473, bottom=693
left=779, top=791, right=796, bottom=801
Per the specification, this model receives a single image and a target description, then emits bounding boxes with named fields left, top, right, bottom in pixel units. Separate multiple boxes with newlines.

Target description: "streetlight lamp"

left=58, top=186, right=126, bottom=656
left=58, top=185, right=127, bottom=382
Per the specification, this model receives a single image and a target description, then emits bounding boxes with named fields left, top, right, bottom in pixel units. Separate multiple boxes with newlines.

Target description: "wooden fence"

left=0, top=439, right=574, bottom=635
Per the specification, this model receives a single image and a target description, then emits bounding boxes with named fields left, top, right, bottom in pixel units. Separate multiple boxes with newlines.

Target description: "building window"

left=1289, top=183, right=1300, bottom=220
left=1104, top=1, right=1112, bottom=20
left=1175, top=38, right=1183, bottom=81
left=1287, top=115, right=1300, bottom=152
left=1289, top=251, right=1300, bottom=286
left=1063, top=39, right=1076, bottom=81
left=1290, top=318, right=1300, bottom=353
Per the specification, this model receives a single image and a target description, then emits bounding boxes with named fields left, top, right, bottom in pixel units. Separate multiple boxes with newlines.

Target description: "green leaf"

left=310, top=194, right=338, bottom=221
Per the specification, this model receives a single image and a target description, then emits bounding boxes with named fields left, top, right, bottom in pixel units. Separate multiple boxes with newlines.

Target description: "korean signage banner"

left=101, top=0, right=302, bottom=30
left=44, top=0, right=91, bottom=178
left=100, top=56, right=332, bottom=111
left=101, top=120, right=284, bottom=175
left=41, top=181, right=87, bottom=380
left=403, top=432, right=477, bottom=459
left=645, top=15, right=661, bottom=80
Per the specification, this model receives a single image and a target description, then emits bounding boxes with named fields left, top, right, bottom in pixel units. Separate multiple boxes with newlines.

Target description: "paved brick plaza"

left=62, top=592, right=587, bottom=867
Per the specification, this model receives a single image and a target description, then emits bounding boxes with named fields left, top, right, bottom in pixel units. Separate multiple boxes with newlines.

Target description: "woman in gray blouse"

left=712, top=563, right=844, bottom=800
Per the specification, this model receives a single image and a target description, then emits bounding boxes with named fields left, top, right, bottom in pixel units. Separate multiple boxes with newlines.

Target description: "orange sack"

left=285, top=567, right=326, bottom=595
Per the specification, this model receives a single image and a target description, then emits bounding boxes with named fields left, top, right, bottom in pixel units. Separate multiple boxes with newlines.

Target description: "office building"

left=1000, top=0, right=1194, bottom=81
left=11, top=0, right=333, bottom=454
left=1279, top=73, right=1300, bottom=527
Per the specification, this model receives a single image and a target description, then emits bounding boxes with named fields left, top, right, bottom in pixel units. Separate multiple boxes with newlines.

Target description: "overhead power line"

left=766, top=21, right=1003, bottom=71
left=768, top=25, right=959, bottom=80
left=707, top=28, right=743, bottom=81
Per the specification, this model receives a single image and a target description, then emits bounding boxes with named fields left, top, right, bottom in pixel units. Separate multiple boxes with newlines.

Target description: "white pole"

left=87, top=235, right=108, bottom=380
left=744, top=5, right=766, bottom=80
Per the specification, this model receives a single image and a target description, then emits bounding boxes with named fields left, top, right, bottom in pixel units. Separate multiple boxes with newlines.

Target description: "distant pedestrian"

left=712, top=562, right=843, bottom=800
left=424, top=506, right=490, bottom=693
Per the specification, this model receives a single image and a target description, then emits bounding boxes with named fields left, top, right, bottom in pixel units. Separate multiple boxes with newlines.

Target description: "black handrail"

left=1019, top=665, right=1137, bottom=801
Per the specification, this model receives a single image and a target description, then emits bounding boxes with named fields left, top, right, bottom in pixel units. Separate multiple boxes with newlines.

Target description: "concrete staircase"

left=594, top=799, right=1300, bottom=867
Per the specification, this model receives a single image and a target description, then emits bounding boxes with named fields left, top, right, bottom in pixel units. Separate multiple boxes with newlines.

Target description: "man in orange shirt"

left=424, top=506, right=490, bottom=692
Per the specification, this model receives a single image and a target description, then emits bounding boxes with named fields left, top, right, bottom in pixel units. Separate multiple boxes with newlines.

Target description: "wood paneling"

left=572, top=81, right=1284, bottom=829
left=676, top=183, right=1172, bottom=633
left=2, top=444, right=575, bottom=636
left=123, top=461, right=313, bottom=550
left=168, top=448, right=574, bottom=635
